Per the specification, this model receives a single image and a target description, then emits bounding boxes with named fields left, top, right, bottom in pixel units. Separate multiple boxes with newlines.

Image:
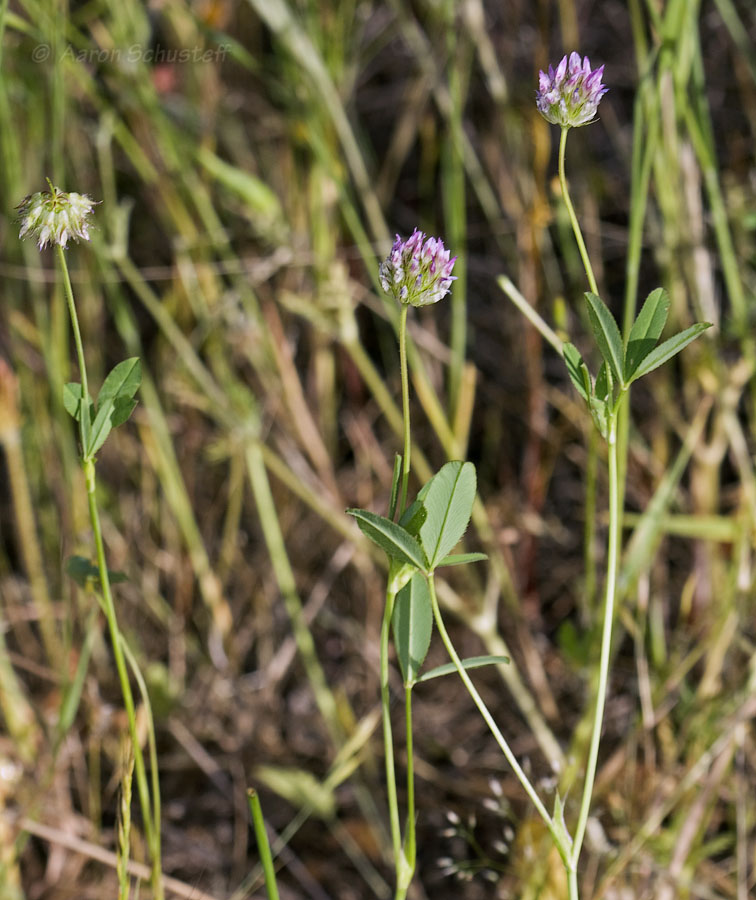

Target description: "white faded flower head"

left=536, top=52, right=608, bottom=128
left=379, top=228, right=457, bottom=307
left=17, top=183, right=97, bottom=250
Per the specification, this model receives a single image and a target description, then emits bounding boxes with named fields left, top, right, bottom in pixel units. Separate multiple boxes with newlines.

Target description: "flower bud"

left=536, top=52, right=608, bottom=128
left=17, top=184, right=97, bottom=250
left=379, top=228, right=457, bottom=307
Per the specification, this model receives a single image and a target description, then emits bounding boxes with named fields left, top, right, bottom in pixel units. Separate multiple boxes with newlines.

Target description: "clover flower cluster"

left=17, top=185, right=97, bottom=250
left=379, top=228, right=457, bottom=307
left=536, top=52, right=608, bottom=128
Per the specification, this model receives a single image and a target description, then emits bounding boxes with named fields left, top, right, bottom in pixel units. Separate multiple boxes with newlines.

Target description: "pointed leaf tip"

left=584, top=292, right=624, bottom=386
left=628, top=322, right=712, bottom=382
left=347, top=508, right=427, bottom=570
left=624, top=288, right=670, bottom=379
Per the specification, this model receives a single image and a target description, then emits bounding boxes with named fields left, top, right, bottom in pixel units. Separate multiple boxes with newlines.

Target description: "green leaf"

left=392, top=573, right=433, bottom=685
left=628, top=322, right=712, bottom=382
left=594, top=361, right=610, bottom=403
left=585, top=292, right=624, bottom=386
left=415, top=461, right=476, bottom=570
left=589, top=397, right=609, bottom=440
left=552, top=791, right=573, bottom=857
left=399, top=497, right=427, bottom=537
left=66, top=555, right=128, bottom=589
left=87, top=399, right=115, bottom=457
left=63, top=383, right=94, bottom=422
left=563, top=343, right=591, bottom=403
left=347, top=508, right=427, bottom=570
left=98, top=357, right=141, bottom=407
left=110, top=395, right=138, bottom=429
left=83, top=359, right=142, bottom=456
left=624, top=288, right=670, bottom=380
left=388, top=454, right=402, bottom=521
left=417, top=655, right=509, bottom=683
left=435, top=552, right=488, bottom=568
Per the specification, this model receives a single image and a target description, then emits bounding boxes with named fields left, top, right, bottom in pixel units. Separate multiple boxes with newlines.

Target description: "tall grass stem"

left=247, top=789, right=281, bottom=900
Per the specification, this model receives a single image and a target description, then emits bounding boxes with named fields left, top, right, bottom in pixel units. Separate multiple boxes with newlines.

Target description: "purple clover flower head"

left=536, top=52, right=608, bottom=128
left=379, top=228, right=457, bottom=307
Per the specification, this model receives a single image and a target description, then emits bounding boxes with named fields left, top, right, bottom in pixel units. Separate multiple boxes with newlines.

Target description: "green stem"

left=398, top=304, right=411, bottom=515
left=425, top=574, right=567, bottom=858
left=570, top=405, right=622, bottom=869
left=381, top=582, right=404, bottom=873
left=57, top=247, right=162, bottom=900
left=568, top=867, right=579, bottom=900
left=247, top=789, right=281, bottom=900
left=558, top=127, right=599, bottom=296
left=57, top=245, right=91, bottom=445
left=404, top=683, right=416, bottom=873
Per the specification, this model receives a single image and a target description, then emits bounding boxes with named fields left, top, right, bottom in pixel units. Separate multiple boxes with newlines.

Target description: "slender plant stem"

left=425, top=574, right=566, bottom=858
left=121, top=637, right=162, bottom=878
left=86, top=464, right=162, bottom=895
left=558, top=127, right=599, bottom=296
left=398, top=304, right=411, bottom=515
left=247, top=789, right=281, bottom=900
left=570, top=404, right=622, bottom=869
left=568, top=867, right=579, bottom=900
left=57, top=246, right=163, bottom=900
left=380, top=583, right=404, bottom=874
left=57, top=246, right=91, bottom=441
left=404, top=684, right=416, bottom=873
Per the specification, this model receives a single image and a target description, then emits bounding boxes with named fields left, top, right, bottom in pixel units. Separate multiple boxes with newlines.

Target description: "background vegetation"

left=1, top=0, right=755, bottom=897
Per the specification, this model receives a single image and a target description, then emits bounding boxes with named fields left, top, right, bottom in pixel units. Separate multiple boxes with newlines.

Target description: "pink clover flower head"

left=378, top=228, right=457, bottom=307
left=536, top=52, right=608, bottom=128
left=17, top=184, right=97, bottom=250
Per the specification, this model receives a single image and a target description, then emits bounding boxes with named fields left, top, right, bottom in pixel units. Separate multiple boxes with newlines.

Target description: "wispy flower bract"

left=379, top=229, right=457, bottom=307
left=17, top=185, right=97, bottom=250
left=536, top=52, right=608, bottom=128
